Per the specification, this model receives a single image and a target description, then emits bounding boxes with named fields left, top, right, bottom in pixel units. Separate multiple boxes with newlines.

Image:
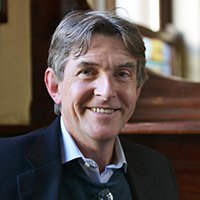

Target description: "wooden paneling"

left=131, top=70, right=200, bottom=122
left=160, top=0, right=172, bottom=29
left=0, top=0, right=8, bottom=23
left=122, top=121, right=200, bottom=134
left=30, top=0, right=61, bottom=125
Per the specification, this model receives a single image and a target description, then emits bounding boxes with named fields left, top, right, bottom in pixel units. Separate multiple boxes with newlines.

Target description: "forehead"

left=89, top=34, right=130, bottom=54
left=71, top=34, right=137, bottom=64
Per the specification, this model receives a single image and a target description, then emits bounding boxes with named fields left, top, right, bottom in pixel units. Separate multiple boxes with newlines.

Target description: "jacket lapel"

left=126, top=165, right=161, bottom=200
left=17, top=117, right=62, bottom=200
left=121, top=139, right=161, bottom=200
left=17, top=160, right=61, bottom=200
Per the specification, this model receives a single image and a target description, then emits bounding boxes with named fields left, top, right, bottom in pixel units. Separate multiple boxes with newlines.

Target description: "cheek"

left=60, top=82, right=94, bottom=110
left=121, top=87, right=138, bottom=104
left=120, top=87, right=139, bottom=117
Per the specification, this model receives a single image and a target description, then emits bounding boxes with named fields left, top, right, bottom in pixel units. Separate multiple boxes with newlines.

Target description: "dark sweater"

left=60, top=159, right=132, bottom=199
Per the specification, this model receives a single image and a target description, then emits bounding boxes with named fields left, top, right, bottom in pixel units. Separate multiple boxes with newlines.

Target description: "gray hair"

left=47, top=10, right=147, bottom=115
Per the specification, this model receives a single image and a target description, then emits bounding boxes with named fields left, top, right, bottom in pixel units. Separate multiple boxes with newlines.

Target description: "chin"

left=89, top=130, right=119, bottom=141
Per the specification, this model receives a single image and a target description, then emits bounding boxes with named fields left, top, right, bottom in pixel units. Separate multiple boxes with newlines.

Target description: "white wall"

left=116, top=0, right=160, bottom=31
left=172, top=0, right=200, bottom=81
left=0, top=0, right=31, bottom=124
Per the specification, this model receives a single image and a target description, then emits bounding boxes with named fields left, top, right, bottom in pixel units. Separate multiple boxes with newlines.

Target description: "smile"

left=90, top=107, right=116, bottom=114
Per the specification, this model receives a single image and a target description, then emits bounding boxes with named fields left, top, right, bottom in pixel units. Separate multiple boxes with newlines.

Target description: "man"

left=0, top=10, right=179, bottom=199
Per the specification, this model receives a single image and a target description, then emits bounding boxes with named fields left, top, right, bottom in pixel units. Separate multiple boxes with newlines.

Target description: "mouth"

left=90, top=107, right=118, bottom=114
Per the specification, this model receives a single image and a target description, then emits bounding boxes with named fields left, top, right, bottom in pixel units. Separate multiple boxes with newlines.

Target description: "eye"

left=116, top=70, right=132, bottom=80
left=118, top=71, right=130, bottom=78
left=78, top=68, right=96, bottom=79
left=81, top=69, right=93, bottom=75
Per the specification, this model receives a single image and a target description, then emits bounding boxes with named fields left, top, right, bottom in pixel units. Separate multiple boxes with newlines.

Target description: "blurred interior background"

left=0, top=0, right=200, bottom=125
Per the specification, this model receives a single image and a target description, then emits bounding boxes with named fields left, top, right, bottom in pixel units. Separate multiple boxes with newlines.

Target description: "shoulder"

left=0, top=115, right=61, bottom=164
left=120, top=137, right=178, bottom=187
left=120, top=137, right=164, bottom=159
left=0, top=116, right=60, bottom=147
left=120, top=138, right=179, bottom=199
left=0, top=127, right=46, bottom=148
left=0, top=127, right=46, bottom=165
left=0, top=117, right=60, bottom=161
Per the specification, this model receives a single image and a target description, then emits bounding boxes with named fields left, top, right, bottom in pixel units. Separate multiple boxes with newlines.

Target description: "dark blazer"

left=0, top=117, right=179, bottom=200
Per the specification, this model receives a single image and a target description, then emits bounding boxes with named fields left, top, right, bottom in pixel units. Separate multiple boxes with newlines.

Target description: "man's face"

left=55, top=34, right=141, bottom=144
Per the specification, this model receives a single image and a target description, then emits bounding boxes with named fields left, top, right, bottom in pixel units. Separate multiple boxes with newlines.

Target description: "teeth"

left=91, top=107, right=115, bottom=114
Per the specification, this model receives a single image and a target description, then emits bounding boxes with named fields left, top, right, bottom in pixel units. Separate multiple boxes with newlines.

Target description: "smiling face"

left=45, top=34, right=141, bottom=146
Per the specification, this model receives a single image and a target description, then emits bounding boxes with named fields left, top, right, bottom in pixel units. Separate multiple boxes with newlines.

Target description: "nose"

left=94, top=75, right=116, bottom=101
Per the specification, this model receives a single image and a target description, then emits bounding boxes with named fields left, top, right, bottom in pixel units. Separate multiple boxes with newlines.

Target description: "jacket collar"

left=121, top=139, right=162, bottom=200
left=17, top=117, right=62, bottom=200
left=26, top=117, right=61, bottom=167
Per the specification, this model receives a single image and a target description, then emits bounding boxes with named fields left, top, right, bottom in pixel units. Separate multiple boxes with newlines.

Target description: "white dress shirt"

left=60, top=116, right=127, bottom=183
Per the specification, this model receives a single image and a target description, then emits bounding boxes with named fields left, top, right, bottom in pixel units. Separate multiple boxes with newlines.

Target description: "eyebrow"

left=76, top=61, right=98, bottom=68
left=118, top=62, right=137, bottom=68
left=75, top=61, right=137, bottom=70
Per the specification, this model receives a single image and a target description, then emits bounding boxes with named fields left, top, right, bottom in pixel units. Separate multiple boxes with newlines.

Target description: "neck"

left=78, top=138, right=116, bottom=173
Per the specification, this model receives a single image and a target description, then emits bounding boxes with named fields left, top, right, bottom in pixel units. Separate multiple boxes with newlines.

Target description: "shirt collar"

left=60, top=116, right=127, bottom=171
left=60, top=116, right=83, bottom=163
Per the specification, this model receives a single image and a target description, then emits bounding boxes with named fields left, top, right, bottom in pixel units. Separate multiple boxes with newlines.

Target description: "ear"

left=44, top=68, right=61, bottom=105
